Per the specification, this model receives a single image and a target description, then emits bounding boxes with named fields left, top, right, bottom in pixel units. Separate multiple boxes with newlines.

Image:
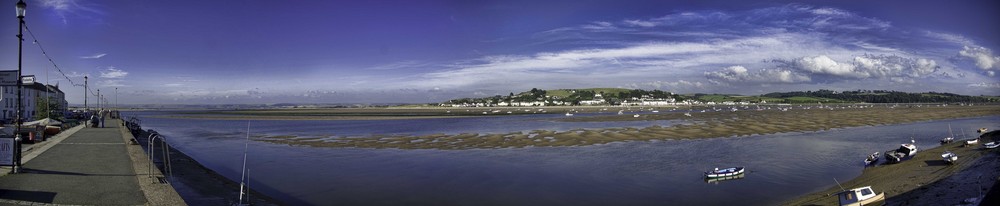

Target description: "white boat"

left=838, top=186, right=885, bottom=206
left=633, top=114, right=640, bottom=118
left=965, top=138, right=979, bottom=146
left=941, top=124, right=955, bottom=144
left=564, top=112, right=573, bottom=117
left=940, top=136, right=954, bottom=144
left=704, top=173, right=745, bottom=184
left=863, top=152, right=879, bottom=166
left=984, top=141, right=999, bottom=149
left=942, top=151, right=958, bottom=164
left=978, top=127, right=988, bottom=133
left=705, top=167, right=744, bottom=178
left=884, top=142, right=917, bottom=163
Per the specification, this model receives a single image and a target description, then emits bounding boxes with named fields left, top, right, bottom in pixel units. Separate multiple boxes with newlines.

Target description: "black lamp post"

left=13, top=0, right=25, bottom=174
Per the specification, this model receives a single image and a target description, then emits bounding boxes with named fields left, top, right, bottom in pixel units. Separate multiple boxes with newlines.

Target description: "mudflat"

left=231, top=105, right=1000, bottom=150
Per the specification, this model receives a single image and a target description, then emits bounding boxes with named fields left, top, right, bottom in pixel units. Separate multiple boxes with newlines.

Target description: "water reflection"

left=131, top=111, right=998, bottom=205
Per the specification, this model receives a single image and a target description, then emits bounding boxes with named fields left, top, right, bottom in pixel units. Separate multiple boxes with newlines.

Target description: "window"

left=860, top=188, right=873, bottom=196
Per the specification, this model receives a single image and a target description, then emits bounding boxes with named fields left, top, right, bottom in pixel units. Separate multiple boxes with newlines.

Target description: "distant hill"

left=759, top=90, right=997, bottom=103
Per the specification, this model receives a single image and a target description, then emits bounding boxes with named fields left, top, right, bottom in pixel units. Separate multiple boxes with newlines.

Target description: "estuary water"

left=130, top=111, right=999, bottom=205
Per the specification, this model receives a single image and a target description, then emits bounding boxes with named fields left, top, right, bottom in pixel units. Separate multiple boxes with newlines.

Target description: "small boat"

left=863, top=152, right=879, bottom=166
left=838, top=186, right=885, bottom=206
left=633, top=114, right=640, bottom=118
left=984, top=141, right=999, bottom=149
left=564, top=112, right=573, bottom=117
left=940, top=136, right=954, bottom=144
left=941, top=124, right=955, bottom=144
left=964, top=138, right=979, bottom=146
left=704, top=173, right=745, bottom=184
left=978, top=127, right=988, bottom=133
left=705, top=167, right=745, bottom=178
left=884, top=142, right=917, bottom=163
left=942, top=151, right=958, bottom=164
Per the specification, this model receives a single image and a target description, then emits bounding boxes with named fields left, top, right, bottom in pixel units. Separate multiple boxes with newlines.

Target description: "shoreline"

left=783, top=131, right=1000, bottom=205
left=131, top=128, right=284, bottom=205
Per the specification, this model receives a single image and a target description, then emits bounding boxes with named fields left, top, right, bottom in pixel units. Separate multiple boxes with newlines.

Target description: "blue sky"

left=1, top=0, right=999, bottom=104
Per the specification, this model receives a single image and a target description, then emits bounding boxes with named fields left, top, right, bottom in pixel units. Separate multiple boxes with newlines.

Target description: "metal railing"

left=147, top=132, right=173, bottom=181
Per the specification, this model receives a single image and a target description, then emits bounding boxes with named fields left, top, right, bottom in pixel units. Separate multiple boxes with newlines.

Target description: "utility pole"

left=84, top=76, right=88, bottom=112
left=97, top=89, right=100, bottom=111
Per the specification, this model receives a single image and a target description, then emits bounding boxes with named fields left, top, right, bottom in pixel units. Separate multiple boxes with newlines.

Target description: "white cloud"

left=968, top=82, right=1000, bottom=89
left=66, top=71, right=88, bottom=78
left=958, top=46, right=1000, bottom=70
left=98, top=79, right=125, bottom=87
left=704, top=66, right=811, bottom=84
left=582, top=21, right=616, bottom=30
left=100, top=67, right=128, bottom=78
left=39, top=0, right=73, bottom=11
left=623, top=19, right=658, bottom=27
left=795, top=56, right=867, bottom=78
left=80, top=53, right=106, bottom=59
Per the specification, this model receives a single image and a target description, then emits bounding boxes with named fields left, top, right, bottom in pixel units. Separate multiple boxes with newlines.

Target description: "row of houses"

left=0, top=81, right=68, bottom=124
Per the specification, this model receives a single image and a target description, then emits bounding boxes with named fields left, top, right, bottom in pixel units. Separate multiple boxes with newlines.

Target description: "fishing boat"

left=863, top=152, right=879, bottom=166
left=942, top=151, right=958, bottom=164
left=984, top=141, right=999, bottom=149
left=838, top=186, right=885, bottom=206
left=705, top=167, right=744, bottom=178
left=884, top=141, right=917, bottom=163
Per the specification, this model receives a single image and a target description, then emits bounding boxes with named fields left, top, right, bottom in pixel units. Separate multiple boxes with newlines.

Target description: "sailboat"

left=940, top=124, right=954, bottom=144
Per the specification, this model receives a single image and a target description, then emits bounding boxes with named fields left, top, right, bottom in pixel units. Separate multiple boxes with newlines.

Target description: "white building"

left=0, top=82, right=67, bottom=123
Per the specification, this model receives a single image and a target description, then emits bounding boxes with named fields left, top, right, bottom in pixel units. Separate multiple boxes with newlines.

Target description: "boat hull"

left=705, top=167, right=745, bottom=178
left=841, top=192, right=885, bottom=206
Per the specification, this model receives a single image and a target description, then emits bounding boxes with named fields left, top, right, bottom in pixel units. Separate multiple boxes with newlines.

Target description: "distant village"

left=440, top=88, right=765, bottom=107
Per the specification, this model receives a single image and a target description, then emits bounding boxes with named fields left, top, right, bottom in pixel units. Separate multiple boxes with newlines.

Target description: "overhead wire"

left=22, top=22, right=100, bottom=97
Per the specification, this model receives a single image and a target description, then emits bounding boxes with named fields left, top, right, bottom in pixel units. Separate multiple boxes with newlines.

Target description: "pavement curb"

left=118, top=119, right=187, bottom=206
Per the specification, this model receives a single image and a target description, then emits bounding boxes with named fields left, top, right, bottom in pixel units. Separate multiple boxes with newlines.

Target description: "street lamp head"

left=16, top=0, right=26, bottom=18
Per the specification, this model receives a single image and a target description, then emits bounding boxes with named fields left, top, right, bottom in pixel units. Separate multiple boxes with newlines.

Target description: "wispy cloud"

left=97, top=79, right=125, bottom=87
left=80, top=53, right=106, bottom=59
left=100, top=67, right=128, bottom=78
left=394, top=4, right=994, bottom=96
left=38, top=0, right=104, bottom=24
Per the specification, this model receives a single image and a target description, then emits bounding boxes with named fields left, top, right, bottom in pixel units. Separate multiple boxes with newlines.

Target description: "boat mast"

left=238, top=120, right=250, bottom=205
left=949, top=124, right=954, bottom=138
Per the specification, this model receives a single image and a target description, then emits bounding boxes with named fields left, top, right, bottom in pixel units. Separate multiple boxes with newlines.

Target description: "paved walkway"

left=0, top=120, right=180, bottom=205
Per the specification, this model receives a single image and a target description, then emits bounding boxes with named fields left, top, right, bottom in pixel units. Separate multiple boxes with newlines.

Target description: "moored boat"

left=940, top=136, right=954, bottom=144
left=884, top=142, right=917, bottom=163
left=705, top=167, right=744, bottom=178
left=863, top=152, right=879, bottom=166
left=984, top=141, right=999, bottom=149
left=964, top=138, right=979, bottom=147
left=941, top=151, right=958, bottom=164
left=704, top=173, right=745, bottom=184
left=979, top=127, right=988, bottom=133
left=838, top=186, right=885, bottom=206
